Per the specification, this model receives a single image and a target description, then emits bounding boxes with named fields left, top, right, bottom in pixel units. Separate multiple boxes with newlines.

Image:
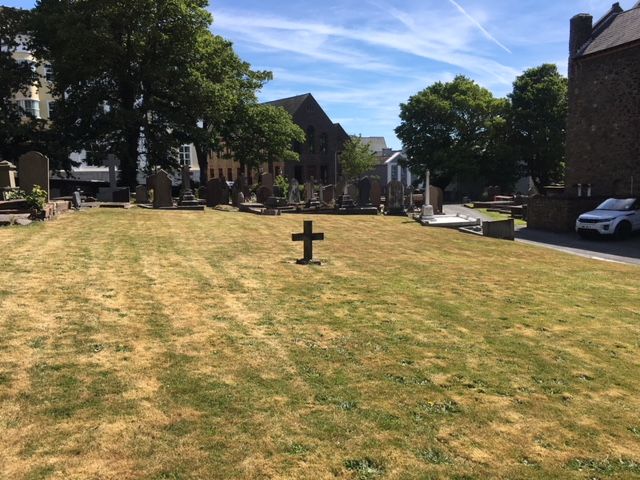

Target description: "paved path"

left=443, top=204, right=640, bottom=266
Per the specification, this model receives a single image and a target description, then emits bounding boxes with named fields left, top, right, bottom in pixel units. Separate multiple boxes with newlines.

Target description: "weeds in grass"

left=344, top=457, right=385, bottom=479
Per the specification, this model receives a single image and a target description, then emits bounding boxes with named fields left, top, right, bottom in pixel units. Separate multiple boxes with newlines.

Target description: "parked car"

left=576, top=198, right=639, bottom=239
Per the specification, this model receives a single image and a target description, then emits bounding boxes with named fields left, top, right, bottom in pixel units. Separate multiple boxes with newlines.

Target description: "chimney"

left=569, top=13, right=593, bottom=57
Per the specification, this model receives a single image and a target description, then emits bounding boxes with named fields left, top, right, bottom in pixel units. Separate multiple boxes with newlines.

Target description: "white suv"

left=576, top=198, right=640, bottom=239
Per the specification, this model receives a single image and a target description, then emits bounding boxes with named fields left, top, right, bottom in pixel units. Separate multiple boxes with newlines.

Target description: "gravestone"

left=152, top=170, right=173, bottom=208
left=178, top=164, right=199, bottom=206
left=256, top=186, right=271, bottom=204
left=261, top=172, right=274, bottom=190
left=304, top=181, right=314, bottom=203
left=220, top=179, right=230, bottom=205
left=322, top=185, right=335, bottom=205
left=206, top=178, right=222, bottom=207
left=386, top=181, right=405, bottom=216
left=430, top=186, right=444, bottom=215
left=197, top=186, right=207, bottom=202
left=136, top=185, right=149, bottom=204
left=336, top=177, right=347, bottom=196
left=288, top=178, right=301, bottom=204
left=358, top=177, right=372, bottom=207
left=292, top=220, right=324, bottom=265
left=347, top=184, right=358, bottom=202
left=231, top=180, right=240, bottom=206
left=18, top=151, right=50, bottom=200
left=0, top=161, right=17, bottom=189
left=97, top=154, right=128, bottom=202
left=370, top=178, right=382, bottom=207
left=72, top=191, right=82, bottom=209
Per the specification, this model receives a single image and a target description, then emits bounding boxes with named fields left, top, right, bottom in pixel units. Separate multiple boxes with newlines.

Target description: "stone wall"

left=528, top=196, right=604, bottom=232
left=565, top=43, right=640, bottom=197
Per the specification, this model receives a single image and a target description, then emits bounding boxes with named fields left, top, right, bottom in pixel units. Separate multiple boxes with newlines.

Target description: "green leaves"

left=340, top=135, right=377, bottom=181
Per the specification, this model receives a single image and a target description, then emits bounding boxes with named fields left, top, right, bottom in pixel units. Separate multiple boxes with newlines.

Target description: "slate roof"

left=360, top=137, right=388, bottom=154
left=579, top=4, right=640, bottom=57
left=263, top=93, right=311, bottom=115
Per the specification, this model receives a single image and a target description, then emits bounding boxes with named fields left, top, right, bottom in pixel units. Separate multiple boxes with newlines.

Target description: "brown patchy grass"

left=0, top=208, right=639, bottom=479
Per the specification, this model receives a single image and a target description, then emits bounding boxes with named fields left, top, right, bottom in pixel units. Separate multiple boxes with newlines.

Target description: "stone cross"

left=292, top=220, right=324, bottom=265
left=421, top=169, right=435, bottom=219
left=105, top=154, right=119, bottom=189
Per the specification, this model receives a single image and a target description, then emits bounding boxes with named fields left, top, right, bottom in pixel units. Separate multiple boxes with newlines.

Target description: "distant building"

left=529, top=2, right=640, bottom=231
left=207, top=93, right=349, bottom=184
left=360, top=137, right=413, bottom=186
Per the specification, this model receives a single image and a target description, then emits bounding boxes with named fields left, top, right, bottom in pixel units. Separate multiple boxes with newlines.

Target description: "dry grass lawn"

left=0, top=208, right=639, bottom=479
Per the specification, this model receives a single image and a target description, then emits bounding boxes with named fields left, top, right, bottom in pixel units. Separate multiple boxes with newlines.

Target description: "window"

left=218, top=168, right=223, bottom=179
left=319, top=133, right=328, bottom=154
left=47, top=101, right=56, bottom=119
left=227, top=168, right=233, bottom=180
left=19, top=99, right=40, bottom=118
left=179, top=145, right=191, bottom=166
left=293, top=140, right=301, bottom=153
left=209, top=168, right=215, bottom=179
left=306, top=126, right=315, bottom=154
left=237, top=167, right=243, bottom=179
left=44, top=64, right=54, bottom=83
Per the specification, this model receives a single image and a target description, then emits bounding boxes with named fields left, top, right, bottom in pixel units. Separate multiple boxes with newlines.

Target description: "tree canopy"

left=224, top=104, right=304, bottom=174
left=509, top=64, right=568, bottom=191
left=339, top=136, right=377, bottom=181
left=395, top=75, right=512, bottom=190
left=29, top=0, right=270, bottom=187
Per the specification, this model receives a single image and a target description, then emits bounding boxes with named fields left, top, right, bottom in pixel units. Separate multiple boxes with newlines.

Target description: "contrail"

left=447, top=0, right=512, bottom=54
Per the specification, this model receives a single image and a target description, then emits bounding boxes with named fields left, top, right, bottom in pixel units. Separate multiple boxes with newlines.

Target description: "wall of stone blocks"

left=565, top=45, right=640, bottom=197
left=528, top=196, right=604, bottom=232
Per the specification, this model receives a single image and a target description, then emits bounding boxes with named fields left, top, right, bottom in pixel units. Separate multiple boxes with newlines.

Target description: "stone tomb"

left=385, top=181, right=405, bottom=216
left=18, top=151, right=50, bottom=201
left=0, top=161, right=17, bottom=190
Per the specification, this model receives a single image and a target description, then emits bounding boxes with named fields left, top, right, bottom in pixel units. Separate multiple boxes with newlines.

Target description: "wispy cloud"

left=446, top=0, right=512, bottom=53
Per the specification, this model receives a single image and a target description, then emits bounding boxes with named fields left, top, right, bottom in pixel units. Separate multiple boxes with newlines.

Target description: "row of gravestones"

left=0, top=151, right=51, bottom=201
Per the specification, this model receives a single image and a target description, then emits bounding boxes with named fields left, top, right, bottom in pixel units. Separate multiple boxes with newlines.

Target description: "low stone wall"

left=528, top=196, right=604, bottom=232
left=482, top=219, right=515, bottom=240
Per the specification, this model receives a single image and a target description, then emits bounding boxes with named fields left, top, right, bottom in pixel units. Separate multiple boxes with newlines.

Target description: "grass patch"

left=476, top=207, right=527, bottom=227
left=0, top=208, right=638, bottom=478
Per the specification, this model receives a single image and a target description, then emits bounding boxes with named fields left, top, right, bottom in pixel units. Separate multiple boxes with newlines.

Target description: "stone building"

left=529, top=2, right=640, bottom=231
left=207, top=93, right=349, bottom=184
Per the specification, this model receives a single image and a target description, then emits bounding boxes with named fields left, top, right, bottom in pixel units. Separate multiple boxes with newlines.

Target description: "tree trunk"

left=120, top=128, right=140, bottom=189
left=195, top=142, right=208, bottom=185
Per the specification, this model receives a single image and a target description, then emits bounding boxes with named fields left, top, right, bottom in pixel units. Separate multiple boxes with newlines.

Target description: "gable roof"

left=579, top=4, right=640, bottom=57
left=263, top=93, right=311, bottom=116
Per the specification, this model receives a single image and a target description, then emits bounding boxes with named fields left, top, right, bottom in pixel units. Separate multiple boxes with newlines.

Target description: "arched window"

left=306, top=126, right=316, bottom=154
left=319, top=133, right=328, bottom=154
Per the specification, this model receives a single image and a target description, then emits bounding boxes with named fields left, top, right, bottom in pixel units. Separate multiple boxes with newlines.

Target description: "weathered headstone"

left=288, top=178, right=301, bottom=204
left=152, top=170, right=173, bottom=208
left=261, top=172, right=274, bottom=190
left=206, top=178, right=222, bottom=207
left=136, top=185, right=149, bottom=204
left=386, top=181, right=405, bottom=215
left=18, top=151, right=50, bottom=200
left=370, top=178, right=382, bottom=207
left=336, top=176, right=347, bottom=196
left=97, top=154, right=123, bottom=202
left=322, top=185, right=335, bottom=205
left=0, top=161, right=17, bottom=189
left=304, top=181, right=314, bottom=203
left=72, top=191, right=82, bottom=209
left=358, top=177, right=372, bottom=206
left=231, top=180, right=240, bottom=206
left=256, top=186, right=271, bottom=204
left=178, top=165, right=199, bottom=207
left=220, top=180, right=230, bottom=205
left=430, top=185, right=444, bottom=215
left=197, top=186, right=207, bottom=202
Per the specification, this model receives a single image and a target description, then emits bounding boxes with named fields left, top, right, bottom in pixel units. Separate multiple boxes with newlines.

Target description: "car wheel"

left=614, top=221, right=632, bottom=240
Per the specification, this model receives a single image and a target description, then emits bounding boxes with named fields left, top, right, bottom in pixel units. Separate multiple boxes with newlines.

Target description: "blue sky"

left=5, top=0, right=633, bottom=148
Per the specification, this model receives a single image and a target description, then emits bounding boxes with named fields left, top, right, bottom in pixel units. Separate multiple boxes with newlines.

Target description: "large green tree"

left=509, top=64, right=567, bottom=192
left=340, top=135, right=377, bottom=181
left=224, top=104, right=304, bottom=175
left=0, top=7, right=40, bottom=161
left=395, top=75, right=513, bottom=190
left=30, top=0, right=265, bottom=188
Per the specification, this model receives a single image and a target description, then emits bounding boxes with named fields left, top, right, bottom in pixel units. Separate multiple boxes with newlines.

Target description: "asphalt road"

left=444, top=204, right=640, bottom=266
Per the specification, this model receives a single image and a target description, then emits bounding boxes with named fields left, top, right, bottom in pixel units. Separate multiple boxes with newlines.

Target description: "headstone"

left=112, top=188, right=130, bottom=203
left=261, top=172, right=274, bottom=190
left=152, top=170, right=173, bottom=208
left=238, top=191, right=245, bottom=204
left=136, top=185, right=149, bottom=204
left=370, top=178, right=382, bottom=207
left=179, top=164, right=199, bottom=206
left=430, top=185, right=444, bottom=215
left=231, top=180, right=240, bottom=206
left=97, top=154, right=121, bottom=202
left=256, top=186, right=271, bottom=204
left=220, top=180, right=230, bottom=205
left=357, top=177, right=372, bottom=206
left=206, top=178, right=222, bottom=207
left=197, top=186, right=207, bottom=201
left=322, top=185, right=335, bottom=205
left=292, top=220, right=324, bottom=265
left=72, top=191, right=82, bottom=209
left=386, top=181, right=405, bottom=215
left=0, top=161, right=17, bottom=189
left=18, top=151, right=50, bottom=201
left=288, top=178, right=301, bottom=204
left=347, top=184, right=358, bottom=202
left=336, top=176, right=347, bottom=196
left=304, top=181, right=314, bottom=202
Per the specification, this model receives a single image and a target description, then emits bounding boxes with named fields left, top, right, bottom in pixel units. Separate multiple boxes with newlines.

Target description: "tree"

left=481, top=98, right=520, bottom=191
left=224, top=103, right=304, bottom=175
left=30, top=0, right=265, bottom=188
left=395, top=75, right=508, bottom=190
left=509, top=64, right=567, bottom=192
left=339, top=135, right=377, bottom=180
left=0, top=7, right=40, bottom=161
